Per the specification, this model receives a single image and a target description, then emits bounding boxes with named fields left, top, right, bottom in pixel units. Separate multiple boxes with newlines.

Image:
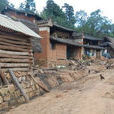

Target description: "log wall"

left=0, top=33, right=33, bottom=71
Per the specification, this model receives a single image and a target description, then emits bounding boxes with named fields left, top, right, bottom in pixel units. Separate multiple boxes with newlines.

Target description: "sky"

left=9, top=0, right=114, bottom=22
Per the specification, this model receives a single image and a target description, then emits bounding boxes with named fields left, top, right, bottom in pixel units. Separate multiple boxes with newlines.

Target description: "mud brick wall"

left=34, top=27, right=67, bottom=67
left=34, top=29, right=50, bottom=67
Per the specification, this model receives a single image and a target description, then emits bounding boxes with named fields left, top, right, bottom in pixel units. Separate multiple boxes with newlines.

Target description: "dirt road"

left=6, top=69, right=114, bottom=114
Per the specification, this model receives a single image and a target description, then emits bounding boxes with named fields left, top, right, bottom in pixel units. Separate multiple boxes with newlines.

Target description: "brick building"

left=82, top=35, right=104, bottom=59
left=35, top=20, right=84, bottom=66
left=102, top=37, right=114, bottom=58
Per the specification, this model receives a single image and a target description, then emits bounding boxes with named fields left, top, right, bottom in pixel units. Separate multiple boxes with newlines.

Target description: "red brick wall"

left=74, top=47, right=83, bottom=59
left=56, top=44, right=66, bottom=60
left=48, top=43, right=67, bottom=62
left=34, top=28, right=67, bottom=66
left=34, top=30, right=50, bottom=62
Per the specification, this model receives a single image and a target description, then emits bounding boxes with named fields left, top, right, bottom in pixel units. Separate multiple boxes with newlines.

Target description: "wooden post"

left=29, top=73, right=49, bottom=92
left=9, top=69, right=29, bottom=102
left=0, top=67, right=9, bottom=85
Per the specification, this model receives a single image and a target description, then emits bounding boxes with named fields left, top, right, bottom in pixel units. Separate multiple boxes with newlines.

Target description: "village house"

left=34, top=20, right=85, bottom=66
left=1, top=7, right=85, bottom=64
left=78, top=34, right=104, bottom=59
left=0, top=14, right=41, bottom=71
left=2, top=6, right=42, bottom=23
left=1, top=7, right=107, bottom=66
left=1, top=6, right=44, bottom=62
left=101, top=37, right=114, bottom=58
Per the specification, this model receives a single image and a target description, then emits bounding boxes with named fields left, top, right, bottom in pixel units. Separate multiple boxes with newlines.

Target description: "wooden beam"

left=0, top=42, right=30, bottom=49
left=0, top=58, right=32, bottom=63
left=0, top=45, right=29, bottom=52
left=0, top=50, right=29, bottom=56
left=0, top=34, right=30, bottom=42
left=0, top=37, right=31, bottom=46
left=29, top=74, right=49, bottom=92
left=0, top=53, right=33, bottom=59
left=0, top=68, right=9, bottom=85
left=9, top=69, right=29, bottom=102
left=2, top=68, right=29, bottom=72
left=0, top=63, right=30, bottom=68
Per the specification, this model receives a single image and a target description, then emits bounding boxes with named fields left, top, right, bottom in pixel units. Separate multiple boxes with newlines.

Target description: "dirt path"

left=6, top=69, right=114, bottom=114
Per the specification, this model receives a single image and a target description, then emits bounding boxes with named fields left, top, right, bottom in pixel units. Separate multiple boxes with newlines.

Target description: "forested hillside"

left=41, top=0, right=114, bottom=38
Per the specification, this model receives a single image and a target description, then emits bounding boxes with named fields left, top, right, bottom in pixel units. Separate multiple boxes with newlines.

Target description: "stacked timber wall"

left=0, top=33, right=33, bottom=72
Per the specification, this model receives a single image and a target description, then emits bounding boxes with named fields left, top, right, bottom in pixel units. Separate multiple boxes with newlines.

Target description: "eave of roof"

left=51, top=37, right=104, bottom=50
left=3, top=6, right=43, bottom=20
left=103, top=37, right=114, bottom=49
left=83, top=45, right=105, bottom=50
left=53, top=23, right=76, bottom=32
left=37, top=19, right=76, bottom=32
left=84, top=35, right=103, bottom=41
left=19, top=19, right=39, bottom=33
left=50, top=37, right=83, bottom=47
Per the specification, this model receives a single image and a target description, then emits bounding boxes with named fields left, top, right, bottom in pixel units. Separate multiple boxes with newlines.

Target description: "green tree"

left=86, top=9, right=112, bottom=37
left=62, top=3, right=76, bottom=28
left=76, top=9, right=112, bottom=38
left=41, top=0, right=67, bottom=27
left=0, top=0, right=8, bottom=12
left=19, top=0, right=36, bottom=12
left=75, top=10, right=88, bottom=33
left=75, top=10, right=88, bottom=27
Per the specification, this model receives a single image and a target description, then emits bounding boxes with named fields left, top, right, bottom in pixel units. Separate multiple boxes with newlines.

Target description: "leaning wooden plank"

left=0, top=58, right=32, bottom=63
left=0, top=63, right=30, bottom=68
left=0, top=50, right=29, bottom=55
left=9, top=69, right=29, bottom=102
left=0, top=53, right=33, bottom=59
left=29, top=74, right=49, bottom=92
left=0, top=68, right=9, bottom=85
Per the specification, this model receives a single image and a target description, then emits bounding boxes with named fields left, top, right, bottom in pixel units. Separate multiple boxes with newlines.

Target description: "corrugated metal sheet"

left=0, top=14, right=41, bottom=38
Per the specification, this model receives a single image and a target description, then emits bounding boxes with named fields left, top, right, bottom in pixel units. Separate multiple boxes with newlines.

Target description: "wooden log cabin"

left=0, top=14, right=41, bottom=72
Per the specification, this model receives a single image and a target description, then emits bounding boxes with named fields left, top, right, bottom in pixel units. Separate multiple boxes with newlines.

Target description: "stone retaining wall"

left=0, top=69, right=87, bottom=111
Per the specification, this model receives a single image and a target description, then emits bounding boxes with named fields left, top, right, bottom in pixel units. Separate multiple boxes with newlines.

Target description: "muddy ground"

left=5, top=66, right=114, bottom=114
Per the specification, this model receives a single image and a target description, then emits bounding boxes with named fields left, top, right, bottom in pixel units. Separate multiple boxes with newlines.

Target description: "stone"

left=3, top=95, right=10, bottom=101
left=0, top=88, right=9, bottom=96
left=0, top=96, right=3, bottom=104
left=2, top=102, right=8, bottom=109
left=8, top=84, right=15, bottom=94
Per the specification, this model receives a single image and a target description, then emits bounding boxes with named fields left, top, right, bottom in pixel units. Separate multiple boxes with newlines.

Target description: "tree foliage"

left=75, top=10, right=88, bottom=27
left=62, top=3, right=76, bottom=28
left=41, top=0, right=75, bottom=29
left=41, top=0, right=66, bottom=26
left=0, top=0, right=8, bottom=12
left=76, top=9, right=113, bottom=38
left=17, top=0, right=114, bottom=38
left=19, top=0, right=36, bottom=12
